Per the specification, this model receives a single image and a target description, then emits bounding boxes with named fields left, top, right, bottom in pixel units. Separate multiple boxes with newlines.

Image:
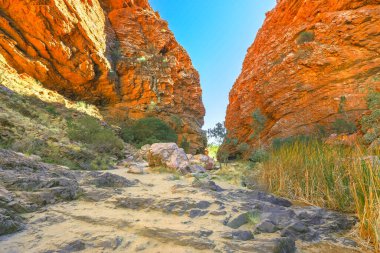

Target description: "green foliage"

left=332, top=118, right=357, bottom=134
left=247, top=211, right=261, bottom=226
left=45, top=105, right=58, bottom=116
left=121, top=117, right=177, bottom=148
left=110, top=41, right=122, bottom=62
left=207, top=144, right=219, bottom=160
left=207, top=122, right=227, bottom=145
left=361, top=91, right=380, bottom=144
left=217, top=149, right=230, bottom=164
left=67, top=116, right=124, bottom=156
left=338, top=96, right=347, bottom=113
left=180, top=136, right=190, bottom=153
left=249, top=148, right=269, bottom=164
left=296, top=30, right=315, bottom=44
left=171, top=115, right=183, bottom=130
left=250, top=109, right=267, bottom=140
left=237, top=142, right=250, bottom=154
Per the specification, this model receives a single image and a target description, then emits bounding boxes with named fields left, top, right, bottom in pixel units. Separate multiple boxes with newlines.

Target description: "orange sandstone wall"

left=222, top=0, right=380, bottom=156
left=0, top=0, right=205, bottom=153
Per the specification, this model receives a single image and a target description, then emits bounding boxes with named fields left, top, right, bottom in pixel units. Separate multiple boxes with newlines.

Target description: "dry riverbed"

left=0, top=149, right=369, bottom=253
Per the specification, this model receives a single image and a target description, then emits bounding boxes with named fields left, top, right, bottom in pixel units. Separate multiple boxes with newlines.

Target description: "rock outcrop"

left=222, top=0, right=380, bottom=156
left=0, top=0, right=205, bottom=153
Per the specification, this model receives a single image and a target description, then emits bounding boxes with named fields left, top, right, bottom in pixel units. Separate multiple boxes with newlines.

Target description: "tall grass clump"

left=260, top=138, right=379, bottom=250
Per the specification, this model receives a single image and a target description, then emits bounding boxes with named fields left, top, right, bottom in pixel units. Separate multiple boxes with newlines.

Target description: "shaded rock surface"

left=222, top=0, right=380, bottom=155
left=0, top=0, right=205, bottom=153
left=0, top=149, right=363, bottom=252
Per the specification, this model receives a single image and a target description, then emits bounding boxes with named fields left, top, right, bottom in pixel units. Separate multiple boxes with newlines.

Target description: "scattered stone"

left=88, top=172, right=137, bottom=188
left=256, top=220, right=278, bottom=233
left=192, top=179, right=223, bottom=192
left=127, top=164, right=147, bottom=175
left=280, top=222, right=318, bottom=241
left=0, top=208, right=24, bottom=236
left=273, top=237, right=296, bottom=253
left=226, top=213, right=250, bottom=229
left=221, top=230, right=254, bottom=241
left=116, top=197, right=155, bottom=210
left=196, top=200, right=212, bottom=209
left=58, top=239, right=86, bottom=252
left=139, top=227, right=215, bottom=250
left=189, top=164, right=207, bottom=173
left=189, top=154, right=215, bottom=170
left=210, top=210, right=227, bottom=216
left=189, top=209, right=208, bottom=218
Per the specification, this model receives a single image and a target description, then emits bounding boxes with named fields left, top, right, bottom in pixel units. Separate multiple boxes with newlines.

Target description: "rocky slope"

left=222, top=0, right=380, bottom=156
left=0, top=149, right=364, bottom=253
left=0, top=0, right=205, bottom=153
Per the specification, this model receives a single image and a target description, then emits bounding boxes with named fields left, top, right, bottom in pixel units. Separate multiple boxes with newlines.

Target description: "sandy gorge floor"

left=0, top=167, right=368, bottom=253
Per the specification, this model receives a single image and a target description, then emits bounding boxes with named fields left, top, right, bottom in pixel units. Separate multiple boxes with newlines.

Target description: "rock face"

left=223, top=0, right=380, bottom=155
left=0, top=0, right=205, bottom=153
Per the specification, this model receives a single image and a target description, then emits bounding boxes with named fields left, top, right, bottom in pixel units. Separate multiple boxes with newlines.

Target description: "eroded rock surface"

left=0, top=149, right=363, bottom=252
left=0, top=0, right=205, bottom=153
left=222, top=0, right=380, bottom=155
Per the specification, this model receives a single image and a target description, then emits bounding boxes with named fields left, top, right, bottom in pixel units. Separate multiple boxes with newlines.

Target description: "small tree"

left=207, top=122, right=226, bottom=145
left=207, top=122, right=227, bottom=166
left=250, top=109, right=267, bottom=145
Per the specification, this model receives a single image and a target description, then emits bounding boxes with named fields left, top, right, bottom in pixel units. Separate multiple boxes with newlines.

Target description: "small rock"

left=0, top=209, right=24, bottom=236
left=227, top=213, right=250, bottom=229
left=196, top=201, right=212, bottom=209
left=189, top=209, right=208, bottom=218
left=89, top=173, right=137, bottom=188
left=221, top=230, right=254, bottom=241
left=192, top=180, right=223, bottom=192
left=210, top=210, right=227, bottom=216
left=59, top=240, right=86, bottom=252
left=273, top=237, right=296, bottom=253
left=189, top=164, right=207, bottom=173
left=255, top=220, right=278, bottom=233
left=339, top=238, right=358, bottom=248
left=189, top=154, right=215, bottom=170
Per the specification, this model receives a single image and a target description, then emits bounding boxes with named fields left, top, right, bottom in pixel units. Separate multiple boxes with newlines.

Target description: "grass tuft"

left=259, top=138, right=379, bottom=250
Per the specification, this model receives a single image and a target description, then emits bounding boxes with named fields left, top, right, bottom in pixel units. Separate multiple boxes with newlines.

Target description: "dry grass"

left=259, top=138, right=379, bottom=251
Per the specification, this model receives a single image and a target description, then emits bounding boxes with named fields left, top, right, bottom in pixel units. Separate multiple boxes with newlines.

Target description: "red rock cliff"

left=222, top=0, right=380, bottom=156
left=0, top=0, right=205, bottom=153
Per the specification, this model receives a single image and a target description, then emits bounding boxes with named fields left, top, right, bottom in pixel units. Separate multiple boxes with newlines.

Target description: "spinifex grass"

left=259, top=138, right=379, bottom=250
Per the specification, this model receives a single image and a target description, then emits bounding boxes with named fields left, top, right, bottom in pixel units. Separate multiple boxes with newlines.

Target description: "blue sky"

left=150, top=0, right=276, bottom=130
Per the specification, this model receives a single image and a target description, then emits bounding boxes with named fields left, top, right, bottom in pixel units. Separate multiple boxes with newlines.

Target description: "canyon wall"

left=222, top=0, right=380, bottom=156
left=0, top=0, right=205, bottom=153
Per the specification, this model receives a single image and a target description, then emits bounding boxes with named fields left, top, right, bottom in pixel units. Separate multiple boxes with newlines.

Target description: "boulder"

left=189, top=154, right=215, bottom=170
left=147, top=143, right=195, bottom=174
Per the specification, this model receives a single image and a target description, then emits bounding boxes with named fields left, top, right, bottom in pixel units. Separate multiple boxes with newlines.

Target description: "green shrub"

left=121, top=117, right=177, bottom=148
left=249, top=148, right=269, bottom=163
left=332, top=118, right=357, bottom=134
left=180, top=137, right=190, bottom=153
left=45, top=105, right=58, bottom=116
left=250, top=109, right=267, bottom=140
left=296, top=30, right=315, bottom=44
left=67, top=116, right=124, bottom=156
left=361, top=91, right=380, bottom=144
left=237, top=142, right=250, bottom=154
